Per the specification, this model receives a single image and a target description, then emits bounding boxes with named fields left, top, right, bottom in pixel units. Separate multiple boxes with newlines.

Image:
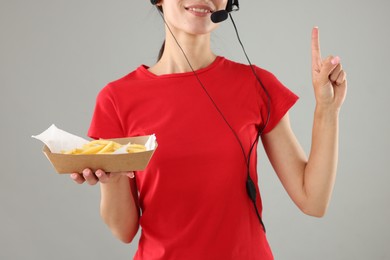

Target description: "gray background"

left=1, top=0, right=389, bottom=259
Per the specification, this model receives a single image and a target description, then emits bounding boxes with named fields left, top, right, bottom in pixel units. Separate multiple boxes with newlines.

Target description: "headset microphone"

left=211, top=0, right=239, bottom=23
left=210, top=10, right=229, bottom=23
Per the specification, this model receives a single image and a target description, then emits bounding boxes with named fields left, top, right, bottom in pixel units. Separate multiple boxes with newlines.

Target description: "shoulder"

left=108, top=66, right=146, bottom=89
left=220, top=57, right=282, bottom=84
left=222, top=57, right=298, bottom=102
left=97, top=65, right=150, bottom=96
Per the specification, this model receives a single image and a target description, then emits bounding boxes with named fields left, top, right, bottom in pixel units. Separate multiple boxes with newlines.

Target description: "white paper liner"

left=32, top=124, right=156, bottom=154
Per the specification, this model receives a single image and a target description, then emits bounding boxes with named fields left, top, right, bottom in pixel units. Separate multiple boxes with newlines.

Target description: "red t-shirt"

left=88, top=56, right=298, bottom=260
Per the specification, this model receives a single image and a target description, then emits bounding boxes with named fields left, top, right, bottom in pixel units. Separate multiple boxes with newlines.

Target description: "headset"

left=211, top=0, right=239, bottom=23
left=150, top=0, right=238, bottom=18
left=150, top=0, right=269, bottom=233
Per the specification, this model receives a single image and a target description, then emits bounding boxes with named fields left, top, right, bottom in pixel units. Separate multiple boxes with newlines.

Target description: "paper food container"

left=42, top=136, right=157, bottom=174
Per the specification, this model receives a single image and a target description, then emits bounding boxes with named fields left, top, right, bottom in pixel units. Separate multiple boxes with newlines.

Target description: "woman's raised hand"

left=70, top=169, right=134, bottom=185
left=311, top=27, right=347, bottom=110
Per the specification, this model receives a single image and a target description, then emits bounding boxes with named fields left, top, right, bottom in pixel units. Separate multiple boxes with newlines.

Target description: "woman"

left=71, top=0, right=347, bottom=259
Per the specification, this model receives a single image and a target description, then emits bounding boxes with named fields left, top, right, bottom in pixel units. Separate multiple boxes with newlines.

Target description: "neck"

left=149, top=30, right=217, bottom=75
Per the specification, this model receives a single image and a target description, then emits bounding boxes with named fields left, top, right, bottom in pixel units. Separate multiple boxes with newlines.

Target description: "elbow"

left=114, top=226, right=139, bottom=244
left=100, top=213, right=140, bottom=244
left=299, top=203, right=328, bottom=218
left=296, top=190, right=331, bottom=218
left=302, top=208, right=327, bottom=218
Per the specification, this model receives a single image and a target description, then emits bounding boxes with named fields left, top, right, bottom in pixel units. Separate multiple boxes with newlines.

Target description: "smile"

left=186, top=7, right=212, bottom=13
left=184, top=5, right=214, bottom=15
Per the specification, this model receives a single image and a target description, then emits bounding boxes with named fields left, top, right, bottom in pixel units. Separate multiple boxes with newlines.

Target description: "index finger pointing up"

left=312, top=27, right=322, bottom=67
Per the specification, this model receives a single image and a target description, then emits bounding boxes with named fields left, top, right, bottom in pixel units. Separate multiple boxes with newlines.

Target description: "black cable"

left=229, top=13, right=271, bottom=139
left=229, top=13, right=270, bottom=232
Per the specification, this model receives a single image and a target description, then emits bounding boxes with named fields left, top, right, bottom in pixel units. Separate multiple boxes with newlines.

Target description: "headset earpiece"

left=150, top=0, right=159, bottom=5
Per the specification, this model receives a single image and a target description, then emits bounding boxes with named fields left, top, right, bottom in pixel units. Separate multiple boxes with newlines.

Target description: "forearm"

left=100, top=175, right=139, bottom=243
left=303, top=105, right=340, bottom=216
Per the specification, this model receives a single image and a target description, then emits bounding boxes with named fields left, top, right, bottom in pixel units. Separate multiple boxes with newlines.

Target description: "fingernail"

left=331, top=56, right=340, bottom=65
left=96, top=171, right=102, bottom=177
left=71, top=173, right=78, bottom=179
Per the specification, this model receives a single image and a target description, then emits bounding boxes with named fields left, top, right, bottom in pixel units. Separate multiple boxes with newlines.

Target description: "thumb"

left=320, top=55, right=340, bottom=78
left=123, top=171, right=135, bottom=178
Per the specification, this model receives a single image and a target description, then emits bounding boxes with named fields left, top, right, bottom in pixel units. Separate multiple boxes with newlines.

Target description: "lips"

left=185, top=5, right=214, bottom=15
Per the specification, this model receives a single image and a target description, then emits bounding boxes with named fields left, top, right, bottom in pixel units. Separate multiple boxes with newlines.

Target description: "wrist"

left=315, top=104, right=340, bottom=117
left=102, top=173, right=129, bottom=186
left=314, top=105, right=340, bottom=126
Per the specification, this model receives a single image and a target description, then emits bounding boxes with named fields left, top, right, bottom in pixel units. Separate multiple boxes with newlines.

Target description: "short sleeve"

left=256, top=67, right=299, bottom=134
left=87, top=84, right=124, bottom=139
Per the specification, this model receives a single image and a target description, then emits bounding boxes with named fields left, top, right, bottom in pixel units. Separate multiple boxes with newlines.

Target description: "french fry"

left=61, top=139, right=147, bottom=155
left=127, top=144, right=147, bottom=153
left=80, top=144, right=105, bottom=154
left=97, top=141, right=115, bottom=154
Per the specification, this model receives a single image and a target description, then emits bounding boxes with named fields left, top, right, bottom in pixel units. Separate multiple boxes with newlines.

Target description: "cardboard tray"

left=43, top=135, right=157, bottom=174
